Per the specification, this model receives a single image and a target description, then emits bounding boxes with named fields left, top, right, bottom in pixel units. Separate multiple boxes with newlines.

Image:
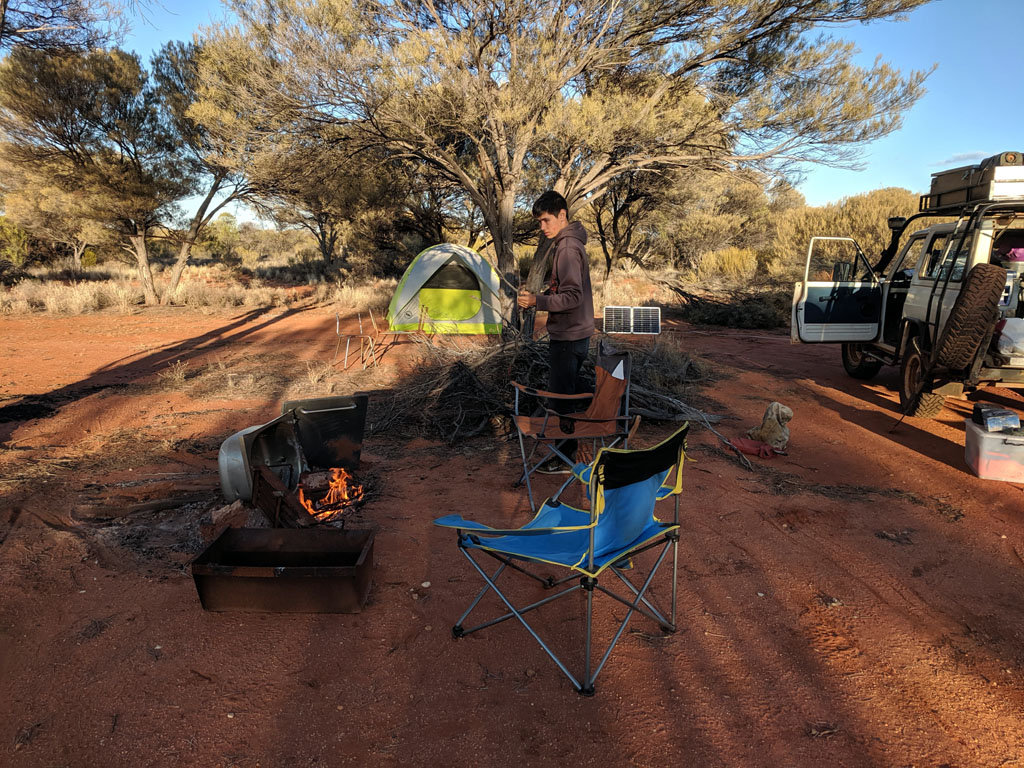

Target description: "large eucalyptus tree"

left=195, top=0, right=931, bottom=327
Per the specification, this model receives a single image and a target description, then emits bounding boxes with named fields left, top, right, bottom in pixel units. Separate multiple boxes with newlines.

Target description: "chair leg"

left=671, top=495, right=680, bottom=626
left=454, top=561, right=507, bottom=633
left=450, top=538, right=678, bottom=695
left=602, top=535, right=678, bottom=629
left=581, top=577, right=596, bottom=696
left=457, top=546, right=584, bottom=691
left=548, top=472, right=577, bottom=505
left=607, top=561, right=674, bottom=630
left=589, top=541, right=674, bottom=687
left=518, top=440, right=577, bottom=512
left=670, top=532, right=679, bottom=628
left=516, top=428, right=536, bottom=511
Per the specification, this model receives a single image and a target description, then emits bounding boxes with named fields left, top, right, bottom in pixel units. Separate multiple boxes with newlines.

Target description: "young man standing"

left=517, top=190, right=595, bottom=471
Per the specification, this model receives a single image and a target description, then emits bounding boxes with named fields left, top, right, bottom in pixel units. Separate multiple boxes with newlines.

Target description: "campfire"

left=218, top=393, right=373, bottom=528
left=298, top=468, right=365, bottom=523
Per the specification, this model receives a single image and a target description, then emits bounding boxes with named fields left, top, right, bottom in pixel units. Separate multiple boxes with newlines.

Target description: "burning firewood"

left=298, top=468, right=364, bottom=523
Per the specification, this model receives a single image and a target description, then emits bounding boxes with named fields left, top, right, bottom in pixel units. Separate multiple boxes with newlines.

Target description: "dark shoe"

left=535, top=457, right=570, bottom=475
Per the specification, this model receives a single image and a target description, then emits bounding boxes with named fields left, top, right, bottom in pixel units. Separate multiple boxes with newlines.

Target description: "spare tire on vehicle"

left=935, top=263, right=1007, bottom=369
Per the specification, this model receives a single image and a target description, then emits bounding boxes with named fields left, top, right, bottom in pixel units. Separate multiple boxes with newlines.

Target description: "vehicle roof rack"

left=920, top=151, right=1024, bottom=212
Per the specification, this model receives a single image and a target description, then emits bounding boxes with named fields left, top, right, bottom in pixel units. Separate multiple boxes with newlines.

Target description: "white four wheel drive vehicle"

left=792, top=151, right=1024, bottom=418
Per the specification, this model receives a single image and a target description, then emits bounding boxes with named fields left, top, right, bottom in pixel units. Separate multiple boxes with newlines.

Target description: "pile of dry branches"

left=367, top=335, right=724, bottom=444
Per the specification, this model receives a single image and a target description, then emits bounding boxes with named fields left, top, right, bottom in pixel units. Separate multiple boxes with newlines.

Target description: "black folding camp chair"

left=434, top=424, right=689, bottom=695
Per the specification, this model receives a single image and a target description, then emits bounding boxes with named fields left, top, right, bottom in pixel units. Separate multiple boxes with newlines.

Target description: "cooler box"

left=964, top=419, right=1024, bottom=483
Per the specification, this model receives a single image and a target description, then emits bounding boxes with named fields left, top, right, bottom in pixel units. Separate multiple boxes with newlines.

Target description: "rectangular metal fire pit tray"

left=191, top=528, right=373, bottom=613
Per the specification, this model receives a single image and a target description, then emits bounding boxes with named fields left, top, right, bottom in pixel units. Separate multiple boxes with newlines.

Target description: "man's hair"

left=532, top=190, right=568, bottom=218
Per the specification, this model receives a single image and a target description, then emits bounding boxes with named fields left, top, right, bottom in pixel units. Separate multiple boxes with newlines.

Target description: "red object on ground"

left=726, top=436, right=777, bottom=458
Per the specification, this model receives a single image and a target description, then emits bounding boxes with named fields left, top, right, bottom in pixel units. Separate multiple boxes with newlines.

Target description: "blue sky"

left=798, top=0, right=1024, bottom=206
left=126, top=0, right=1023, bottom=210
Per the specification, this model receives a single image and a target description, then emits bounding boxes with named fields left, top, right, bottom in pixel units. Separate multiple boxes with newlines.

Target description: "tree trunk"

left=520, top=236, right=554, bottom=339
left=71, top=241, right=86, bottom=273
left=129, top=234, right=160, bottom=305
left=494, top=191, right=519, bottom=337
left=315, top=218, right=339, bottom=265
left=162, top=240, right=193, bottom=305
left=162, top=174, right=232, bottom=305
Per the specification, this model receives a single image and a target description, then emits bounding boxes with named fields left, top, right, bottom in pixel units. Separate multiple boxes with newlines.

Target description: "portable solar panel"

left=602, top=306, right=661, bottom=334
left=630, top=306, right=661, bottom=334
left=603, top=306, right=632, bottom=334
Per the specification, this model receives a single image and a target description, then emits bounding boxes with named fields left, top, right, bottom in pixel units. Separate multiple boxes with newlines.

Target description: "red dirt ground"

left=2, top=305, right=1023, bottom=768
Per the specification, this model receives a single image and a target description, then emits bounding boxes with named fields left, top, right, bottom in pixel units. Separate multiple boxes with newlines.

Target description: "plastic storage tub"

left=964, top=419, right=1024, bottom=483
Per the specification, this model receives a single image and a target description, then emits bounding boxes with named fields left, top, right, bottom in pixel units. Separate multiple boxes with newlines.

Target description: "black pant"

left=548, top=337, right=590, bottom=456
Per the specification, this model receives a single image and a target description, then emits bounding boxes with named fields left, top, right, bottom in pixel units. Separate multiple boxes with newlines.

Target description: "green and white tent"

left=386, top=243, right=503, bottom=335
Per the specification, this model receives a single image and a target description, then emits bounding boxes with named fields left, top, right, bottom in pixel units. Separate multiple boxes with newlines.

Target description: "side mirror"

left=887, top=216, right=907, bottom=231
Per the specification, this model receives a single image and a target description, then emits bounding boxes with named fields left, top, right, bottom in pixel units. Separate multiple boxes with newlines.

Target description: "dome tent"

left=386, top=243, right=503, bottom=335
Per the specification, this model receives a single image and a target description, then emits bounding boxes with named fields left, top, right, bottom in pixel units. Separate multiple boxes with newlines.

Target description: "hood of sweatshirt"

left=554, top=220, right=588, bottom=247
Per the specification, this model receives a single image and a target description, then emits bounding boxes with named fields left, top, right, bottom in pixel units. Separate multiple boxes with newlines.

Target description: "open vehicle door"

left=792, top=237, right=882, bottom=343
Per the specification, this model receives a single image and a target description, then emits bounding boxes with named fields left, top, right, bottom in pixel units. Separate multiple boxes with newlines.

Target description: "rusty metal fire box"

left=191, top=528, right=374, bottom=613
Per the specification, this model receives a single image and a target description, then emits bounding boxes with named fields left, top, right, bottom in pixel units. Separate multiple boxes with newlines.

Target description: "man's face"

left=536, top=209, right=568, bottom=240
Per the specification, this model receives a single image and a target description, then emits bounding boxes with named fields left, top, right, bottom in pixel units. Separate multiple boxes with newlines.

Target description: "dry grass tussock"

left=152, top=354, right=360, bottom=401
left=27, top=262, right=138, bottom=282
left=0, top=279, right=141, bottom=315
left=311, top=277, right=397, bottom=315
left=154, top=355, right=292, bottom=399
left=163, top=277, right=297, bottom=311
left=0, top=269, right=301, bottom=315
left=592, top=270, right=678, bottom=309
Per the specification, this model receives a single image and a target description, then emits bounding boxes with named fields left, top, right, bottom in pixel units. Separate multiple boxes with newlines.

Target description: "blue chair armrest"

left=433, top=513, right=588, bottom=536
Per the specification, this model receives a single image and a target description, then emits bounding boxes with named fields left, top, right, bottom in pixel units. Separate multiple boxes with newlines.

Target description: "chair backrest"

left=588, top=424, right=689, bottom=557
left=583, top=341, right=631, bottom=424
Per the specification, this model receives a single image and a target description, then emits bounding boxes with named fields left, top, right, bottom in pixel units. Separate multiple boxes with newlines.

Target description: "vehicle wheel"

left=935, top=263, right=1007, bottom=369
left=900, top=337, right=945, bottom=418
left=842, top=343, right=883, bottom=379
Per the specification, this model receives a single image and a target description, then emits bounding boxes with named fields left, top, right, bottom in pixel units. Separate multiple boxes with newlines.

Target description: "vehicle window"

left=807, top=238, right=873, bottom=282
left=992, top=228, right=1024, bottom=263
left=890, top=237, right=926, bottom=280
left=922, top=234, right=950, bottom=279
left=945, top=239, right=971, bottom=282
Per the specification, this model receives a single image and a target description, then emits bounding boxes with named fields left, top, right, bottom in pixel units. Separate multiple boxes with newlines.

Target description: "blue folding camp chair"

left=434, top=424, right=689, bottom=695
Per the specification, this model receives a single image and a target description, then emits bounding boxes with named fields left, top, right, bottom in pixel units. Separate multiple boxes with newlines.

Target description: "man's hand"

left=517, top=291, right=537, bottom=309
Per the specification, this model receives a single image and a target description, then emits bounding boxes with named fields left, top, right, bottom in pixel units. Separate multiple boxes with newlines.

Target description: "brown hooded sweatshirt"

left=534, top=221, right=594, bottom=341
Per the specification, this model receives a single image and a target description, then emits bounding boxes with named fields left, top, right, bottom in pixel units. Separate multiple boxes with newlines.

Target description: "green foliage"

left=764, top=187, right=922, bottom=279
left=0, top=46, right=196, bottom=302
left=199, top=213, right=318, bottom=273
left=196, top=0, right=932, bottom=302
left=0, top=216, right=30, bottom=266
left=627, top=170, right=801, bottom=281
left=696, top=247, right=759, bottom=281
left=0, top=1, right=126, bottom=52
